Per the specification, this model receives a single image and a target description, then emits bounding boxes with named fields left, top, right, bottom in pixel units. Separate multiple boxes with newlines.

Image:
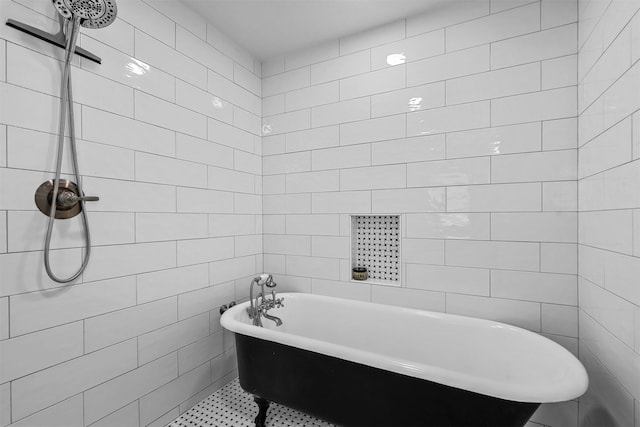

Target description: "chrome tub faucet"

left=248, top=274, right=284, bottom=327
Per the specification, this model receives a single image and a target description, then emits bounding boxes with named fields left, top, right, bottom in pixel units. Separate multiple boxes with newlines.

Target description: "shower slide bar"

left=5, top=16, right=102, bottom=64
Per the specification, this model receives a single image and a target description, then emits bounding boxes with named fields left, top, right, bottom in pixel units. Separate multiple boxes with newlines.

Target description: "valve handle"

left=57, top=191, right=99, bottom=207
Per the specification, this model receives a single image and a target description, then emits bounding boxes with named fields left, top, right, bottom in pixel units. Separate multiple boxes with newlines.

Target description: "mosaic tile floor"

left=167, top=378, right=335, bottom=427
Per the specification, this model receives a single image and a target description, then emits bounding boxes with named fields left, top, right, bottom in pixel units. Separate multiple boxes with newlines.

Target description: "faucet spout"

left=263, top=312, right=283, bottom=326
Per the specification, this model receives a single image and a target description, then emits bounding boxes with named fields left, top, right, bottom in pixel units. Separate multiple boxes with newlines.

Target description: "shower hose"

left=45, top=16, right=93, bottom=283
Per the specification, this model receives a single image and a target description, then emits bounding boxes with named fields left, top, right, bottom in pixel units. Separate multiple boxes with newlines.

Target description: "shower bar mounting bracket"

left=5, top=15, right=102, bottom=64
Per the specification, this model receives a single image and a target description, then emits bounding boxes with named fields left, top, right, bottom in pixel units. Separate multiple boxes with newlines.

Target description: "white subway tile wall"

left=262, top=2, right=579, bottom=275
left=0, top=1, right=261, bottom=426
left=3, top=1, right=637, bottom=427
left=577, top=1, right=640, bottom=427
left=262, top=3, right=582, bottom=425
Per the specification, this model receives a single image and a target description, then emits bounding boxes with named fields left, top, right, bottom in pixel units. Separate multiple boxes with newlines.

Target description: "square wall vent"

left=351, top=215, right=400, bottom=284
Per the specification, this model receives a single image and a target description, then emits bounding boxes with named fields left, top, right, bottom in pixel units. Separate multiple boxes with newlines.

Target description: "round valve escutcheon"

left=35, top=179, right=99, bottom=219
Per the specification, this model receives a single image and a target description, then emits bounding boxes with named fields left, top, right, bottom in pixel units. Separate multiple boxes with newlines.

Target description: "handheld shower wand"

left=32, top=0, right=117, bottom=283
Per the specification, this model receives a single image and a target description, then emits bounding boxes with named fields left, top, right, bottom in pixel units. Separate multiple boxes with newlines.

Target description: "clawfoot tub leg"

left=253, top=396, right=270, bottom=427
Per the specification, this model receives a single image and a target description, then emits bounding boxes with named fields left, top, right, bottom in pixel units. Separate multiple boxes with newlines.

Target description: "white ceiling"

left=181, top=0, right=444, bottom=61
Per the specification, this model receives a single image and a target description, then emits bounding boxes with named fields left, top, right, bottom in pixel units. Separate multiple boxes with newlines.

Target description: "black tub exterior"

left=235, top=333, right=540, bottom=427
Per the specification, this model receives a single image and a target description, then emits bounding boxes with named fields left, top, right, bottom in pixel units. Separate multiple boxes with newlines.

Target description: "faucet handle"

left=269, top=291, right=284, bottom=307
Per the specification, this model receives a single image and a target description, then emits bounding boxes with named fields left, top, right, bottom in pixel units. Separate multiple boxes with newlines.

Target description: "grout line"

left=8, top=382, right=12, bottom=424
left=539, top=0, right=542, bottom=29
left=3, top=40, right=6, bottom=83
left=539, top=301, right=543, bottom=334
left=539, top=242, right=542, bottom=272
left=540, top=60, right=543, bottom=89
left=6, top=295, right=10, bottom=340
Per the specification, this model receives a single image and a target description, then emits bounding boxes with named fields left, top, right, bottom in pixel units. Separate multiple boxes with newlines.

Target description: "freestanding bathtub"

left=221, top=293, right=588, bottom=427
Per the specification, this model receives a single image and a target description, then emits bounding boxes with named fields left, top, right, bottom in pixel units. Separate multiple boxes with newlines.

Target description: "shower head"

left=52, top=0, right=117, bottom=29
